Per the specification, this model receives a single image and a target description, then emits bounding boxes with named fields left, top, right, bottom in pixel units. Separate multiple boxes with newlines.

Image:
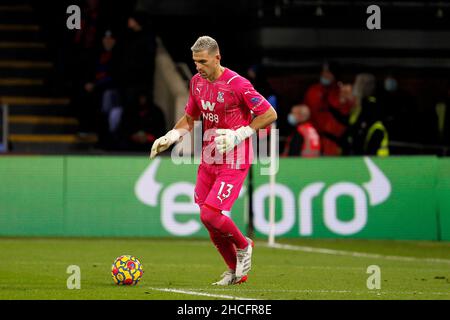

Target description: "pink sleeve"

left=184, top=78, right=201, bottom=118
left=233, top=78, right=271, bottom=116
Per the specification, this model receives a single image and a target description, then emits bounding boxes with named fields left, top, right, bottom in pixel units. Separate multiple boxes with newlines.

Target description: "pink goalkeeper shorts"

left=194, top=164, right=249, bottom=211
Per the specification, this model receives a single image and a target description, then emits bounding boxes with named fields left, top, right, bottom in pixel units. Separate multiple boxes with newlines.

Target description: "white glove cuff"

left=236, top=126, right=255, bottom=141
left=165, top=129, right=181, bottom=144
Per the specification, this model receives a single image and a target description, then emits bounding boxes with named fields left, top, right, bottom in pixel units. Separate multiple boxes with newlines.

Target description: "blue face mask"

left=384, top=78, right=398, bottom=92
left=320, top=76, right=332, bottom=86
left=287, top=113, right=298, bottom=126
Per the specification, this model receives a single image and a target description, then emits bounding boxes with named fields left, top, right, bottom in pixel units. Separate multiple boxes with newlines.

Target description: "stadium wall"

left=0, top=156, right=448, bottom=241
left=437, top=159, right=450, bottom=241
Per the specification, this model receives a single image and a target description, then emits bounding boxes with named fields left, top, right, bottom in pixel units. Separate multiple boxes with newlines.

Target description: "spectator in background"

left=379, top=74, right=418, bottom=143
left=117, top=92, right=166, bottom=151
left=246, top=64, right=278, bottom=148
left=117, top=10, right=157, bottom=109
left=84, top=30, right=119, bottom=95
left=70, top=0, right=105, bottom=89
left=343, top=73, right=389, bottom=156
left=73, top=0, right=103, bottom=50
left=68, top=0, right=106, bottom=136
left=435, top=85, right=450, bottom=146
left=282, top=104, right=320, bottom=157
left=75, top=30, right=121, bottom=145
left=303, top=62, right=354, bottom=156
left=95, top=30, right=123, bottom=146
left=246, top=64, right=278, bottom=110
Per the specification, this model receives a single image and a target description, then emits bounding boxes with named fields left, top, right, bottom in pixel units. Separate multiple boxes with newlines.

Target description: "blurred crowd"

left=248, top=62, right=430, bottom=157
left=60, top=0, right=166, bottom=151
left=50, top=0, right=448, bottom=156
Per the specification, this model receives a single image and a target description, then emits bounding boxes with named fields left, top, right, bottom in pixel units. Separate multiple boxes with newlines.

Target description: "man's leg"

left=195, top=165, right=238, bottom=273
left=200, top=204, right=248, bottom=250
left=207, top=228, right=237, bottom=271
left=200, top=204, right=251, bottom=285
left=202, top=167, right=254, bottom=280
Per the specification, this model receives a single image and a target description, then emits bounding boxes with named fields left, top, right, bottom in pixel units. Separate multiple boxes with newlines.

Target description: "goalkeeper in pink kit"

left=150, top=36, right=277, bottom=285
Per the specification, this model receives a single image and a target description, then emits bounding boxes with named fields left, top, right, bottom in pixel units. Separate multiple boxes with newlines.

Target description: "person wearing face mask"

left=282, top=104, right=320, bottom=157
left=379, top=74, right=421, bottom=145
left=303, top=62, right=354, bottom=156
left=384, top=76, right=398, bottom=93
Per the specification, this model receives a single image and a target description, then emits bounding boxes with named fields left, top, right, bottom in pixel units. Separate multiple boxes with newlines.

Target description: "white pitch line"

left=201, top=288, right=450, bottom=296
left=148, top=287, right=259, bottom=300
left=265, top=243, right=450, bottom=265
left=184, top=288, right=352, bottom=294
left=149, top=287, right=450, bottom=297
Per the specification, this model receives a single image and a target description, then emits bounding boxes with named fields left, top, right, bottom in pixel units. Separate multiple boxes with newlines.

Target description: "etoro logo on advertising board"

left=135, top=158, right=391, bottom=237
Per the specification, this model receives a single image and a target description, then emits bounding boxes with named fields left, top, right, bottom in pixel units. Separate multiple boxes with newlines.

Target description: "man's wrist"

left=236, top=126, right=255, bottom=143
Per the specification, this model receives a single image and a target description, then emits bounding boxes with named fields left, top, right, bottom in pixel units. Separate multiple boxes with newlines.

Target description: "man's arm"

left=215, top=107, right=278, bottom=154
left=173, top=113, right=197, bottom=132
left=150, top=113, right=198, bottom=159
left=249, top=106, right=278, bottom=131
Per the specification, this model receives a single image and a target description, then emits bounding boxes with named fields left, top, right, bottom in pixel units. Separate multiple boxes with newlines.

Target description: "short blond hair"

left=353, top=73, right=376, bottom=98
left=191, top=36, right=219, bottom=54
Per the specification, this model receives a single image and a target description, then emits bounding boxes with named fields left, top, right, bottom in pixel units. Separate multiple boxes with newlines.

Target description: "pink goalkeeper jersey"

left=185, top=67, right=272, bottom=169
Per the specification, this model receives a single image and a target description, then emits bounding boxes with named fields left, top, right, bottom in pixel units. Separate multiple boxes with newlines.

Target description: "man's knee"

left=200, top=204, right=221, bottom=227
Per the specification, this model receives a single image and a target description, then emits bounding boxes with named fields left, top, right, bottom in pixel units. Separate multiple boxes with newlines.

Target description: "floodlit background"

left=0, top=0, right=449, bottom=300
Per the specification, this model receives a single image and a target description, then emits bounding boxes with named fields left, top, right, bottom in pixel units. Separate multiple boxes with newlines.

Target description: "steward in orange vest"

left=283, top=104, right=321, bottom=157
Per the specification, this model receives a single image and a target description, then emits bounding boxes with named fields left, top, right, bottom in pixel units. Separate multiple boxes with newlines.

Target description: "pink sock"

left=200, top=204, right=248, bottom=250
left=208, top=230, right=237, bottom=270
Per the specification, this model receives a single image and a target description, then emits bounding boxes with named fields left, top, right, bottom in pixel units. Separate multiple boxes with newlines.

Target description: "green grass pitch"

left=1, top=237, right=449, bottom=300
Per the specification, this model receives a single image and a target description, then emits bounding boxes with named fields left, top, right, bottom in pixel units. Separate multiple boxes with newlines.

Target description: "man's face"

left=292, top=105, right=310, bottom=123
left=192, top=50, right=220, bottom=80
left=128, top=17, right=140, bottom=31
left=102, top=35, right=116, bottom=51
left=320, top=69, right=335, bottom=84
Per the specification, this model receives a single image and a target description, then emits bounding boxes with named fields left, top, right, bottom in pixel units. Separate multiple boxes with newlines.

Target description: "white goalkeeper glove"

left=214, top=126, right=255, bottom=155
left=150, top=129, right=181, bottom=159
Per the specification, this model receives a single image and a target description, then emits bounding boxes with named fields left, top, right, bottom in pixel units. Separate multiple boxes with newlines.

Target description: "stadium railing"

left=153, top=37, right=190, bottom=128
left=389, top=140, right=450, bottom=156
left=0, top=103, right=8, bottom=152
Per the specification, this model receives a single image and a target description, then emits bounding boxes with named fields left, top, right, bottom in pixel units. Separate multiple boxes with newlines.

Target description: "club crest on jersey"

left=217, top=91, right=224, bottom=103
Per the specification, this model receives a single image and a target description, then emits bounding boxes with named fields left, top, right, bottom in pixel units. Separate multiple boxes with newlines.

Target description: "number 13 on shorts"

left=217, top=182, right=234, bottom=203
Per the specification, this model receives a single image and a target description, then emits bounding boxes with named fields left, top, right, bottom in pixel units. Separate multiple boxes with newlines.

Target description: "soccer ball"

left=111, top=255, right=144, bottom=285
